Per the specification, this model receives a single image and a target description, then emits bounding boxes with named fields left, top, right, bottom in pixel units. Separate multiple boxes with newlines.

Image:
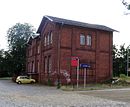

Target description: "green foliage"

left=115, top=79, right=128, bottom=86
left=122, top=0, right=130, bottom=10
left=128, top=4, right=130, bottom=10
left=0, top=50, right=12, bottom=77
left=113, top=44, right=127, bottom=77
left=120, top=74, right=127, bottom=79
left=47, top=79, right=52, bottom=86
left=7, top=23, right=35, bottom=50
left=5, top=23, right=36, bottom=76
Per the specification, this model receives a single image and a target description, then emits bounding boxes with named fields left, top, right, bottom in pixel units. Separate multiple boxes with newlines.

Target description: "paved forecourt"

left=0, top=80, right=129, bottom=107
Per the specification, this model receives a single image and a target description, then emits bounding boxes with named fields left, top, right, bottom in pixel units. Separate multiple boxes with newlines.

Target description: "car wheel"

left=18, top=81, right=21, bottom=84
left=31, top=81, right=34, bottom=84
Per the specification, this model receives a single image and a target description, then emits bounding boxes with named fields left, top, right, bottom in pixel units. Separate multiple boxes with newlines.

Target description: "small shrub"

left=120, top=74, right=127, bottom=79
left=47, top=79, right=52, bottom=86
left=103, top=79, right=113, bottom=84
left=116, top=79, right=128, bottom=86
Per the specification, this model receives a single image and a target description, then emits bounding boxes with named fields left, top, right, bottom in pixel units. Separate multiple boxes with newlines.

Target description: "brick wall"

left=26, top=22, right=113, bottom=85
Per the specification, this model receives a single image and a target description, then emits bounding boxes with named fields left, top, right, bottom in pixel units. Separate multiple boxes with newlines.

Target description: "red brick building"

left=26, top=16, right=116, bottom=85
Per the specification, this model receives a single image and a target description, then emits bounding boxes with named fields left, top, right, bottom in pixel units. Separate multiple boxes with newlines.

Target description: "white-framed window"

left=37, top=60, right=40, bottom=73
left=80, top=34, right=85, bottom=45
left=47, top=33, right=50, bottom=45
left=28, top=62, right=30, bottom=72
left=29, top=62, right=31, bottom=72
left=32, top=61, right=35, bottom=73
left=44, top=36, right=46, bottom=46
left=44, top=57, right=47, bottom=73
left=30, top=48, right=32, bottom=56
left=48, top=56, right=52, bottom=73
left=50, top=31, right=53, bottom=44
left=87, top=35, right=92, bottom=46
left=37, top=45, right=40, bottom=54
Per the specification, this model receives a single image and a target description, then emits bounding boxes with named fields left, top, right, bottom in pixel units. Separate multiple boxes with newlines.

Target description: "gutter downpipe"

left=57, top=22, right=64, bottom=89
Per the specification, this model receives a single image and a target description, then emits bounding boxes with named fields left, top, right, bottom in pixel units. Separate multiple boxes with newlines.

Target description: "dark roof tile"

left=46, top=16, right=117, bottom=32
left=37, top=15, right=117, bottom=33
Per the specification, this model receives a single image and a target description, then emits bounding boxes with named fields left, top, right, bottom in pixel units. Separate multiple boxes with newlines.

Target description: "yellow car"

left=16, top=76, right=36, bottom=84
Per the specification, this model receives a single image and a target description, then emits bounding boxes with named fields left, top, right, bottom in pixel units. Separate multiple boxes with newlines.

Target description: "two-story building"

left=26, top=15, right=116, bottom=85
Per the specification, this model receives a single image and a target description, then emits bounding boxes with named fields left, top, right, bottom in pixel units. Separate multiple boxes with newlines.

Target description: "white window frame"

left=37, top=45, right=40, bottom=54
left=48, top=56, right=52, bottom=73
left=80, top=34, right=85, bottom=45
left=44, top=57, right=47, bottom=73
left=32, top=61, right=35, bottom=73
left=50, top=31, right=53, bottom=44
left=37, top=61, right=40, bottom=73
left=87, top=35, right=92, bottom=46
left=47, top=33, right=50, bottom=45
left=44, top=36, right=46, bottom=46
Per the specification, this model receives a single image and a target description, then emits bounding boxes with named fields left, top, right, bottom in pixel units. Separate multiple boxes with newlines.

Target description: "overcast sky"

left=0, top=0, right=130, bottom=49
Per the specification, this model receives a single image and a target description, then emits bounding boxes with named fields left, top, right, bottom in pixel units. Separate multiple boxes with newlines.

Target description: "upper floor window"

left=50, top=31, right=53, bottom=44
left=44, top=36, right=46, bottom=46
left=80, top=34, right=85, bottom=45
left=47, top=33, right=50, bottom=45
left=37, top=45, right=40, bottom=54
left=44, top=31, right=53, bottom=47
left=87, top=35, right=92, bottom=46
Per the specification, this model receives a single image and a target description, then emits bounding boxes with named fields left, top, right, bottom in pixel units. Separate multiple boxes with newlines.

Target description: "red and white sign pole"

left=71, top=56, right=79, bottom=88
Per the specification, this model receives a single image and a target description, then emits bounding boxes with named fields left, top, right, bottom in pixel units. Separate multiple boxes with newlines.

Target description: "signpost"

left=71, top=57, right=79, bottom=88
left=71, top=57, right=79, bottom=67
left=80, top=64, right=90, bottom=88
left=71, top=57, right=91, bottom=89
left=84, top=68, right=86, bottom=88
left=80, top=64, right=90, bottom=68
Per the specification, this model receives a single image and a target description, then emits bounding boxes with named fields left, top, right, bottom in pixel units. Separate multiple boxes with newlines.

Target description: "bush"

left=120, top=74, right=127, bottom=79
left=47, top=79, right=53, bottom=86
left=116, top=79, right=128, bottom=86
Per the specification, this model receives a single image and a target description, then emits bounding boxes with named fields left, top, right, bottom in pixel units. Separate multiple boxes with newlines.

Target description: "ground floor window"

left=44, top=56, right=52, bottom=73
left=48, top=56, right=52, bottom=73
left=44, top=57, right=47, bottom=73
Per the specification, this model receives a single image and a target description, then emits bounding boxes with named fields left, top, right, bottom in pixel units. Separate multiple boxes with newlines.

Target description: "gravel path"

left=0, top=80, right=129, bottom=107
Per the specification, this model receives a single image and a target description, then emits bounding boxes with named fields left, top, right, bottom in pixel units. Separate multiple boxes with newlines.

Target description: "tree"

left=0, top=49, right=5, bottom=76
left=122, top=0, right=130, bottom=10
left=0, top=49, right=12, bottom=77
left=7, top=23, right=35, bottom=50
left=113, top=44, right=127, bottom=77
left=7, top=23, right=36, bottom=76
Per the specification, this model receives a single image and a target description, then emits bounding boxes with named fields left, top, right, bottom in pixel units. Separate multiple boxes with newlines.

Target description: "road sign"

left=80, top=64, right=90, bottom=68
left=71, top=57, right=79, bottom=67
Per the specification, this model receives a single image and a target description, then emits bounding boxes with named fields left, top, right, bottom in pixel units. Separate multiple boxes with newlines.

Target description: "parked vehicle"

left=16, top=76, right=36, bottom=84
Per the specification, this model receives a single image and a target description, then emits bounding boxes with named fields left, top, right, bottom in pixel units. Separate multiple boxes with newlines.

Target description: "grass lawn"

left=61, top=76, right=130, bottom=91
left=61, top=83, right=130, bottom=91
left=126, top=77, right=130, bottom=82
